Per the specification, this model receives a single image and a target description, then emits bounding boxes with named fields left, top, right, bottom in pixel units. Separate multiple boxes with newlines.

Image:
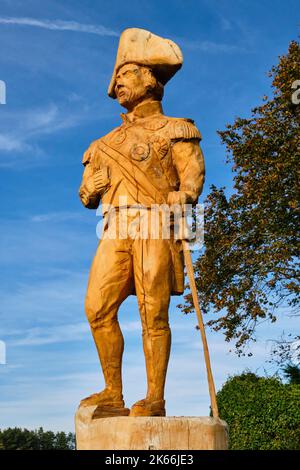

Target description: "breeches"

left=85, top=237, right=173, bottom=335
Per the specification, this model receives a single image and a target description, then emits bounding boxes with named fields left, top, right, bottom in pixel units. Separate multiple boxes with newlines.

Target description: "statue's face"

left=115, top=63, right=149, bottom=109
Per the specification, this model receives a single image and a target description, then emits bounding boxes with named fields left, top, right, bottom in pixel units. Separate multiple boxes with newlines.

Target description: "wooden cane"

left=182, top=239, right=219, bottom=419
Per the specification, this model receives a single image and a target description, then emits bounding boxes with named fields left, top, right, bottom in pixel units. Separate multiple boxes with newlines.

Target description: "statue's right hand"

left=93, top=167, right=110, bottom=193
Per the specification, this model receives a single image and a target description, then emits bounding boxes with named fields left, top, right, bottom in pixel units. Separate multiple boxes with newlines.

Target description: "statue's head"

left=107, top=29, right=183, bottom=106
left=114, top=63, right=164, bottom=110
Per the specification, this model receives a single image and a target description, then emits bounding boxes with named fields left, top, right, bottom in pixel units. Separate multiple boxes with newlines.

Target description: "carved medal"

left=130, top=142, right=150, bottom=161
left=150, top=135, right=169, bottom=160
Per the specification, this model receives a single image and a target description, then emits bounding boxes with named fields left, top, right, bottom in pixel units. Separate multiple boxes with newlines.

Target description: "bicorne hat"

left=108, top=28, right=183, bottom=98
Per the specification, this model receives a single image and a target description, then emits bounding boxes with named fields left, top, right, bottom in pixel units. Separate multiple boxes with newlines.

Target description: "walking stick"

left=182, top=238, right=219, bottom=419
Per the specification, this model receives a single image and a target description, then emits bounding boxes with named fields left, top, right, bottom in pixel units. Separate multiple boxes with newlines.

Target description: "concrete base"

left=75, top=406, right=229, bottom=450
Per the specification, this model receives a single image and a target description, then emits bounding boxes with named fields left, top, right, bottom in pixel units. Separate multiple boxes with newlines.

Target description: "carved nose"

left=116, top=84, right=126, bottom=96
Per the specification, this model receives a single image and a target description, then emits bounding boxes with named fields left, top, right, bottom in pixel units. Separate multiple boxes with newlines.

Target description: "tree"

left=0, top=428, right=75, bottom=450
left=55, top=431, right=75, bottom=450
left=217, top=372, right=300, bottom=449
left=283, top=363, right=300, bottom=384
left=36, top=427, right=56, bottom=450
left=0, top=427, right=39, bottom=450
left=182, top=40, right=300, bottom=356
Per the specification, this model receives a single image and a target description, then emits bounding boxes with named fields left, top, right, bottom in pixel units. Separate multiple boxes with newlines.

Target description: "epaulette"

left=82, top=140, right=100, bottom=165
left=167, top=118, right=202, bottom=141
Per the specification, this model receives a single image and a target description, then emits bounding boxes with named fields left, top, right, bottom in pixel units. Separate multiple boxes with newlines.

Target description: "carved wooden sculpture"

left=78, top=28, right=210, bottom=419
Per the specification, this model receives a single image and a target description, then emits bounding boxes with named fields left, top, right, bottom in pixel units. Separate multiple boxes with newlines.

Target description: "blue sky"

left=0, top=0, right=299, bottom=431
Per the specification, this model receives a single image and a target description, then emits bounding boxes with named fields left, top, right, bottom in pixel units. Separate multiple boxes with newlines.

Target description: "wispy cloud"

left=10, top=322, right=89, bottom=346
left=0, top=16, right=118, bottom=37
left=0, top=95, right=116, bottom=166
left=30, top=211, right=85, bottom=223
left=0, top=101, right=96, bottom=166
left=0, top=134, right=32, bottom=153
left=6, top=320, right=144, bottom=347
left=0, top=103, right=80, bottom=156
left=180, top=38, right=246, bottom=53
left=220, top=17, right=232, bottom=32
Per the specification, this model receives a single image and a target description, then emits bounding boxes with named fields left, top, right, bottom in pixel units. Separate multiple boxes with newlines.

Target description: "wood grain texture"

left=75, top=406, right=229, bottom=450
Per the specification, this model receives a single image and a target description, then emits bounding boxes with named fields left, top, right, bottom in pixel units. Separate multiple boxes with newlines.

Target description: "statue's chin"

left=118, top=91, right=149, bottom=111
left=117, top=96, right=131, bottom=110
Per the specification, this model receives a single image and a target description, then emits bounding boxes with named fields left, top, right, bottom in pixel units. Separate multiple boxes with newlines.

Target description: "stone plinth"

left=75, top=406, right=228, bottom=450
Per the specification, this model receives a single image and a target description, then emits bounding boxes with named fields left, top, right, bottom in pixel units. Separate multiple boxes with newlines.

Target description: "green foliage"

left=0, top=427, right=75, bottom=450
left=217, top=372, right=300, bottom=449
left=183, top=40, right=300, bottom=356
